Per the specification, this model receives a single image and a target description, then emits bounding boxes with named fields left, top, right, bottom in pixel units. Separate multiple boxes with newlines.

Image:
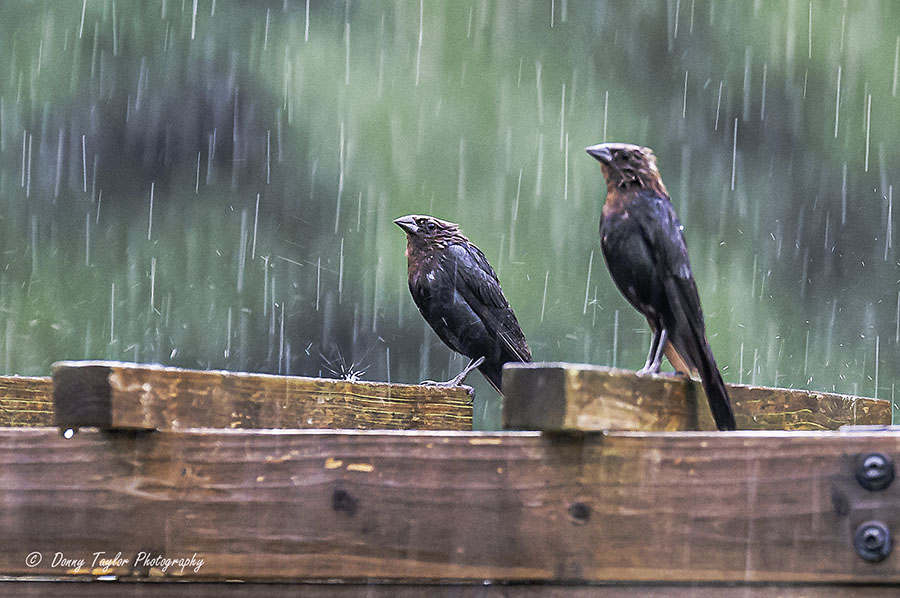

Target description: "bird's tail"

left=478, top=354, right=534, bottom=395
left=694, top=343, right=736, bottom=431
left=663, top=279, right=736, bottom=431
left=478, top=361, right=504, bottom=394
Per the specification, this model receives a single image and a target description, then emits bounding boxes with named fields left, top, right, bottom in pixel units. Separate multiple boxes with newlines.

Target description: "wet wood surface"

left=52, top=361, right=473, bottom=431
left=503, top=363, right=891, bottom=431
left=1, top=580, right=898, bottom=597
left=1, top=428, right=899, bottom=583
left=0, top=377, right=53, bottom=426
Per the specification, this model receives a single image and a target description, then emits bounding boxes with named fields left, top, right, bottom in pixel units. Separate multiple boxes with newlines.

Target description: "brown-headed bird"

left=394, top=214, right=532, bottom=393
left=586, top=143, right=736, bottom=431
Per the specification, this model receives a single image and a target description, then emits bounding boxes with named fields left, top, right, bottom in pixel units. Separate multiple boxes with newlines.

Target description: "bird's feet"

left=636, top=364, right=660, bottom=376
left=421, top=356, right=486, bottom=387
left=635, top=367, right=687, bottom=378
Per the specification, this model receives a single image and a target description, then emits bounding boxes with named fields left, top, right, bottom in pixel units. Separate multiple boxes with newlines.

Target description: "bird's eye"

left=618, top=150, right=631, bottom=161
left=424, top=221, right=437, bottom=232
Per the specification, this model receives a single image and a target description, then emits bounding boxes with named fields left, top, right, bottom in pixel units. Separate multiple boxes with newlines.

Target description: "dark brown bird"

left=394, top=214, right=532, bottom=393
left=586, top=142, right=736, bottom=431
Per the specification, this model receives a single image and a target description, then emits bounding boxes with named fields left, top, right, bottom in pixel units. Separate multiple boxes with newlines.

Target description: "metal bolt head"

left=854, top=521, right=892, bottom=563
left=855, top=453, right=895, bottom=491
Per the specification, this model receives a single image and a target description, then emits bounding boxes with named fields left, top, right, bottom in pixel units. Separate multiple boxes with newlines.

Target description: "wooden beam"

left=1, top=580, right=899, bottom=597
left=502, top=363, right=890, bottom=431
left=0, top=377, right=53, bottom=427
left=2, top=428, right=900, bottom=583
left=52, top=361, right=472, bottom=431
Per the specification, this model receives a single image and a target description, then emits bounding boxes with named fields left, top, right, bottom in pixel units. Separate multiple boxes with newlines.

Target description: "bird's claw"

left=420, top=379, right=454, bottom=387
left=636, top=367, right=686, bottom=378
left=419, top=356, right=486, bottom=387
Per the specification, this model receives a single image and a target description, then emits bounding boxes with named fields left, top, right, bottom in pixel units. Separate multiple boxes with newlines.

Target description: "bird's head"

left=394, top=214, right=464, bottom=254
left=585, top=142, right=668, bottom=196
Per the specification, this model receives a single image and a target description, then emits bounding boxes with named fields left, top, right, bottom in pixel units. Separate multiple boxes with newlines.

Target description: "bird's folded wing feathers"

left=638, top=199, right=708, bottom=365
left=446, top=243, right=532, bottom=362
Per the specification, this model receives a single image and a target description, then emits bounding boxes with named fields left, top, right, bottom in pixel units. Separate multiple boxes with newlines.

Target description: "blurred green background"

left=1, top=1, right=898, bottom=427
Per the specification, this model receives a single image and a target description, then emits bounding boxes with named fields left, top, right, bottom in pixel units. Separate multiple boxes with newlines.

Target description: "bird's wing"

left=638, top=198, right=707, bottom=369
left=639, top=197, right=735, bottom=429
left=446, top=243, right=532, bottom=362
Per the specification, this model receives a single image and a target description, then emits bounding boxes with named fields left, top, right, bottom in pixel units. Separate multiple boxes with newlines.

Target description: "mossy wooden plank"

left=503, top=362, right=890, bottom=431
left=2, top=428, right=900, bottom=583
left=0, top=581, right=898, bottom=597
left=52, top=361, right=472, bottom=431
left=0, top=377, right=53, bottom=427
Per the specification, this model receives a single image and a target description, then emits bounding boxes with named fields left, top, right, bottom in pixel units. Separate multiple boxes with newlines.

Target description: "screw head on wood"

left=854, top=521, right=892, bottom=563
left=855, top=453, right=894, bottom=491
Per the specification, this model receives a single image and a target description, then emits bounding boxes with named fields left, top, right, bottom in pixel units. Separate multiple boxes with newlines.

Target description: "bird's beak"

left=393, top=215, right=419, bottom=235
left=585, top=143, right=613, bottom=165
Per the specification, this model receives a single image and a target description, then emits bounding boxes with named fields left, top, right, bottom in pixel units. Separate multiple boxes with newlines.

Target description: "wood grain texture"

left=1, top=428, right=900, bottom=583
left=52, top=361, right=472, bottom=431
left=0, top=377, right=53, bottom=427
left=1, top=580, right=899, bottom=597
left=503, top=363, right=890, bottom=431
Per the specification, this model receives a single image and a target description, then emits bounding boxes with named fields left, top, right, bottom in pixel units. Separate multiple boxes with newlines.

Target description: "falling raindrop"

left=304, top=0, right=310, bottom=41
left=344, top=21, right=350, bottom=86
left=110, top=283, right=116, bottom=344
left=338, top=237, right=344, bottom=304
left=865, top=94, right=872, bottom=172
left=807, top=1, right=812, bottom=60
left=540, top=270, right=549, bottom=323
left=195, top=152, right=201, bottom=193
left=252, top=193, right=260, bottom=260
left=25, top=134, right=32, bottom=198
left=875, top=335, right=880, bottom=399
left=415, top=0, right=423, bottom=86
left=54, top=129, right=63, bottom=198
left=602, top=90, right=609, bottom=139
left=84, top=213, right=91, bottom=266
left=760, top=63, right=767, bottom=121
left=225, top=307, right=232, bottom=358
left=191, top=0, right=198, bottom=40
left=895, top=290, right=900, bottom=344
left=886, top=186, right=893, bottom=261
left=833, top=64, right=841, bottom=138
left=583, top=250, right=593, bottom=315
left=559, top=83, right=566, bottom=150
left=149, top=257, right=156, bottom=314
left=612, top=309, right=619, bottom=368
left=316, top=256, right=321, bottom=311
left=81, top=134, right=87, bottom=193
left=147, top=182, right=155, bottom=241
left=730, top=118, right=737, bottom=191
left=79, top=0, right=86, bottom=38
left=894, top=36, right=900, bottom=97
left=714, top=81, right=722, bottom=131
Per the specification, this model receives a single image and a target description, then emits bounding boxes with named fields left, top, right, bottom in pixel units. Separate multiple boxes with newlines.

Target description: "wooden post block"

left=52, top=361, right=472, bottom=431
left=502, top=362, right=890, bottom=431
left=0, top=376, right=53, bottom=426
left=2, top=428, right=900, bottom=584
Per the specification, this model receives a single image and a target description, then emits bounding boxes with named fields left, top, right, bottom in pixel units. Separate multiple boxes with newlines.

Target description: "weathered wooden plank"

left=2, top=428, right=900, bottom=583
left=0, top=377, right=53, bottom=427
left=1, top=580, right=898, bottom=597
left=52, top=361, right=472, bottom=431
left=503, top=363, right=890, bottom=431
